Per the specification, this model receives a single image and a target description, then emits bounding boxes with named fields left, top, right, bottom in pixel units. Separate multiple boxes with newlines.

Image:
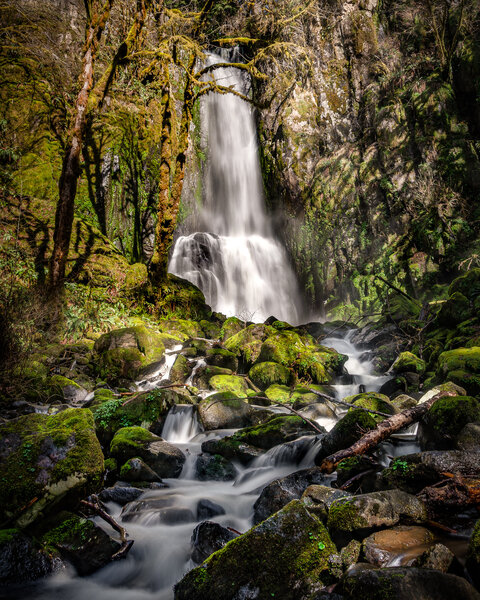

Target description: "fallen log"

left=318, top=390, right=456, bottom=474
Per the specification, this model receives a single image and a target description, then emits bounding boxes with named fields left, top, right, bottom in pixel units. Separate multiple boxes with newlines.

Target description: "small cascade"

left=169, top=52, right=303, bottom=323
left=161, top=405, right=200, bottom=444
left=136, top=345, right=183, bottom=392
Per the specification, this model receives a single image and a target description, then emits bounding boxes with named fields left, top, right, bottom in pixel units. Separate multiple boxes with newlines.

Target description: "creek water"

left=169, top=52, right=303, bottom=323
left=14, top=330, right=417, bottom=600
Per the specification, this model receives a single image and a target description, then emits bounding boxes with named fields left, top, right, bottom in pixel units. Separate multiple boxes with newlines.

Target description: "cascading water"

left=169, top=52, right=303, bottom=323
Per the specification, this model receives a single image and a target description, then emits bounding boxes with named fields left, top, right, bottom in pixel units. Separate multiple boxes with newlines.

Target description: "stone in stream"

left=0, top=529, right=58, bottom=584
left=99, top=484, right=145, bottom=505
left=326, top=490, right=427, bottom=547
left=419, top=395, right=480, bottom=449
left=196, top=499, right=225, bottom=520
left=253, top=468, right=329, bottom=524
left=362, top=526, right=435, bottom=567
left=40, top=511, right=122, bottom=576
left=248, top=361, right=292, bottom=390
left=196, top=393, right=258, bottom=430
left=339, top=567, right=480, bottom=600
left=119, top=457, right=163, bottom=483
left=195, top=454, right=237, bottom=481
left=190, top=521, right=238, bottom=564
left=382, top=450, right=480, bottom=494
left=301, top=485, right=351, bottom=522
left=121, top=498, right=194, bottom=524
left=109, top=426, right=186, bottom=478
left=175, top=500, right=337, bottom=600
left=413, top=542, right=455, bottom=572
left=0, top=408, right=104, bottom=528
left=201, top=437, right=264, bottom=465
left=205, top=348, right=238, bottom=371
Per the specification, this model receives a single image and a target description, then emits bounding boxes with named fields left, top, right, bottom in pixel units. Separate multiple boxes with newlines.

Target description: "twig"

left=80, top=494, right=133, bottom=560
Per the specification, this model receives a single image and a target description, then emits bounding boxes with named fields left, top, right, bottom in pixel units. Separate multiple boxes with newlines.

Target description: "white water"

left=169, top=53, right=303, bottom=323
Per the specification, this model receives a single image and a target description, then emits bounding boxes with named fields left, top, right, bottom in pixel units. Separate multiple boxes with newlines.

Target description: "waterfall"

left=169, top=52, right=303, bottom=324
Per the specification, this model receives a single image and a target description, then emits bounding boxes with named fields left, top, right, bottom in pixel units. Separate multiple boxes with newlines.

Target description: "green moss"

left=209, top=374, right=249, bottom=397
left=448, top=269, right=480, bottom=301
left=42, top=512, right=96, bottom=551
left=0, top=528, right=19, bottom=544
left=424, top=396, right=480, bottom=440
left=123, top=263, right=148, bottom=290
left=344, top=393, right=396, bottom=423
left=326, top=498, right=369, bottom=532
left=224, top=324, right=276, bottom=366
left=437, top=347, right=480, bottom=394
left=248, top=362, right=292, bottom=390
left=391, top=352, right=426, bottom=375
left=109, top=426, right=155, bottom=456
left=229, top=415, right=310, bottom=450
left=220, top=317, right=243, bottom=341
left=435, top=292, right=473, bottom=326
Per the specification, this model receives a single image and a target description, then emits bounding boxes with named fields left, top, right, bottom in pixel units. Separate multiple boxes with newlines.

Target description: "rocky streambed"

left=2, top=286, right=480, bottom=600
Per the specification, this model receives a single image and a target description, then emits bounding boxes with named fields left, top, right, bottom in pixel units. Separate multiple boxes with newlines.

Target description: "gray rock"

left=120, top=457, right=162, bottom=483
left=196, top=499, right=225, bottom=520
left=191, top=521, right=238, bottom=564
left=98, top=485, right=144, bottom=505
left=340, top=567, right=480, bottom=600
left=253, top=468, right=329, bottom=524
left=197, top=394, right=256, bottom=430
left=0, top=529, right=56, bottom=584
left=301, top=485, right=351, bottom=521
left=195, top=454, right=237, bottom=481
left=413, top=543, right=455, bottom=572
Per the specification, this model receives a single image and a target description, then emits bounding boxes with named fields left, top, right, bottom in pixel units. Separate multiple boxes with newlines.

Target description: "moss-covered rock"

left=169, top=354, right=192, bottom=384
left=301, top=485, right=351, bottom=522
left=201, top=436, right=264, bottom=465
left=384, top=293, right=421, bottom=323
left=248, top=361, right=292, bottom=390
left=123, top=262, right=148, bottom=290
left=109, top=426, right=185, bottom=478
left=264, top=383, right=332, bottom=405
left=391, top=351, right=426, bottom=375
left=197, top=393, right=257, bottom=430
left=219, top=316, right=243, bottom=341
left=0, top=528, right=55, bottom=584
left=344, top=392, right=396, bottom=423
left=224, top=324, right=275, bottom=367
left=205, top=348, right=238, bottom=371
left=174, top=500, right=337, bottom=600
left=391, top=394, right=418, bottom=410
left=208, top=374, right=250, bottom=397
left=194, top=454, right=237, bottom=481
left=420, top=395, right=480, bottom=449
left=448, top=269, right=480, bottom=301
left=436, top=347, right=480, bottom=395
left=229, top=415, right=315, bottom=450
left=0, top=408, right=104, bottom=527
left=119, top=457, right=161, bottom=482
left=40, top=511, right=121, bottom=575
left=466, top=519, right=480, bottom=588
left=315, top=409, right=377, bottom=465
left=435, top=291, right=474, bottom=326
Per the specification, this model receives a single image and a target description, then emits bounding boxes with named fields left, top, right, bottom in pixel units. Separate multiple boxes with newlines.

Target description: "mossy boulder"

left=109, top=426, right=185, bottom=478
left=301, top=485, right=351, bottom=522
left=219, top=316, right=243, bottom=341
left=201, top=437, right=264, bottom=465
left=264, top=383, right=332, bottom=405
left=248, top=361, right=292, bottom=390
left=448, top=268, right=480, bottom=301
left=391, top=351, right=426, bottom=375
left=327, top=490, right=427, bottom=546
left=384, top=293, right=421, bottom=323
left=48, top=375, right=89, bottom=404
left=197, top=394, right=257, bottom=430
left=169, top=354, right=192, bottom=384
left=436, top=347, right=480, bottom=395
left=174, top=500, right=337, bottom=600
left=208, top=374, right=250, bottom=397
left=40, top=511, right=121, bottom=575
left=392, top=394, right=418, bottom=410
left=94, top=326, right=167, bottom=382
left=435, top=291, right=474, bottom=326
left=466, top=519, right=480, bottom=588
left=420, top=396, right=480, bottom=449
left=156, top=274, right=211, bottom=321
left=119, top=457, right=161, bottom=482
left=195, top=454, right=237, bottom=481
left=224, top=324, right=275, bottom=366
left=0, top=528, right=55, bottom=584
left=192, top=365, right=233, bottom=389
left=92, top=388, right=188, bottom=443
left=123, top=262, right=148, bottom=290
left=0, top=408, right=104, bottom=527
left=229, top=415, right=315, bottom=450
left=344, top=392, right=396, bottom=423
left=205, top=348, right=238, bottom=371
left=315, top=409, right=377, bottom=465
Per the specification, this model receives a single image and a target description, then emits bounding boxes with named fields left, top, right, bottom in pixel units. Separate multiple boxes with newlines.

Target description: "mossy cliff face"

left=254, top=0, right=480, bottom=317
left=0, top=408, right=104, bottom=527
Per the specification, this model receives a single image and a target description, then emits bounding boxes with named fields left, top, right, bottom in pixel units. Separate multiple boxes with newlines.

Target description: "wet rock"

left=170, top=354, right=192, bottom=384
left=382, top=450, right=480, bottom=494
left=253, top=468, right=329, bottom=524
left=456, top=422, right=480, bottom=450
left=122, top=498, right=194, bottom=524
left=265, top=383, right=335, bottom=406
left=119, top=457, right=162, bottom=483
left=99, top=484, right=144, bottom=505
left=110, top=426, right=185, bottom=478
left=190, top=521, right=238, bottom=564
left=343, top=392, right=397, bottom=423
left=298, top=403, right=336, bottom=422
left=0, top=529, right=56, bottom=584
left=466, top=519, right=480, bottom=588
left=419, top=395, right=480, bottom=449
left=175, top=500, right=337, bottom=600
left=392, top=394, right=418, bottom=410
left=362, top=526, right=435, bottom=567
left=315, top=409, right=377, bottom=464
left=339, top=567, right=480, bottom=600
left=205, top=348, right=238, bottom=371
left=390, top=351, right=426, bottom=375
left=192, top=365, right=232, bottom=388
left=413, top=543, right=455, bottom=572
left=340, top=539, right=362, bottom=570
left=301, top=485, right=351, bottom=521
left=49, top=375, right=89, bottom=404
left=201, top=437, right=264, bottom=465
left=197, top=394, right=256, bottom=430
left=436, top=347, right=480, bottom=396
left=220, top=317, right=243, bottom=342
left=41, top=511, right=121, bottom=576
left=0, top=408, right=104, bottom=528
left=231, top=415, right=317, bottom=450
left=196, top=499, right=226, bottom=520
left=224, top=323, right=276, bottom=368
left=350, top=324, right=398, bottom=349
left=335, top=455, right=380, bottom=490
left=208, top=374, right=251, bottom=397
left=248, top=361, right=292, bottom=390
left=195, top=454, right=237, bottom=481
left=327, top=490, right=427, bottom=546
left=435, top=292, right=474, bottom=326
left=379, top=376, right=407, bottom=397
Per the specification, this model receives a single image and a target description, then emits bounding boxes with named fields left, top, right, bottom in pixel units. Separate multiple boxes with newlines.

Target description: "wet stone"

left=362, top=526, right=435, bottom=568
left=98, top=485, right=144, bottom=505
left=196, top=499, right=226, bottom=520
left=191, top=521, right=238, bottom=565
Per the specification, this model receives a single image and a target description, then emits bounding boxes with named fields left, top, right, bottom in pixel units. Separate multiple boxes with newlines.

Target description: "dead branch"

left=318, top=391, right=456, bottom=474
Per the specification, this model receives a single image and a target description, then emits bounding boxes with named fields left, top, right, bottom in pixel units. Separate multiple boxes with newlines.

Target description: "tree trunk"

left=318, top=390, right=456, bottom=474
left=49, top=1, right=113, bottom=291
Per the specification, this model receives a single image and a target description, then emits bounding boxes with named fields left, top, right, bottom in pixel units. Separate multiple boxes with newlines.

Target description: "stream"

left=14, top=331, right=422, bottom=600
